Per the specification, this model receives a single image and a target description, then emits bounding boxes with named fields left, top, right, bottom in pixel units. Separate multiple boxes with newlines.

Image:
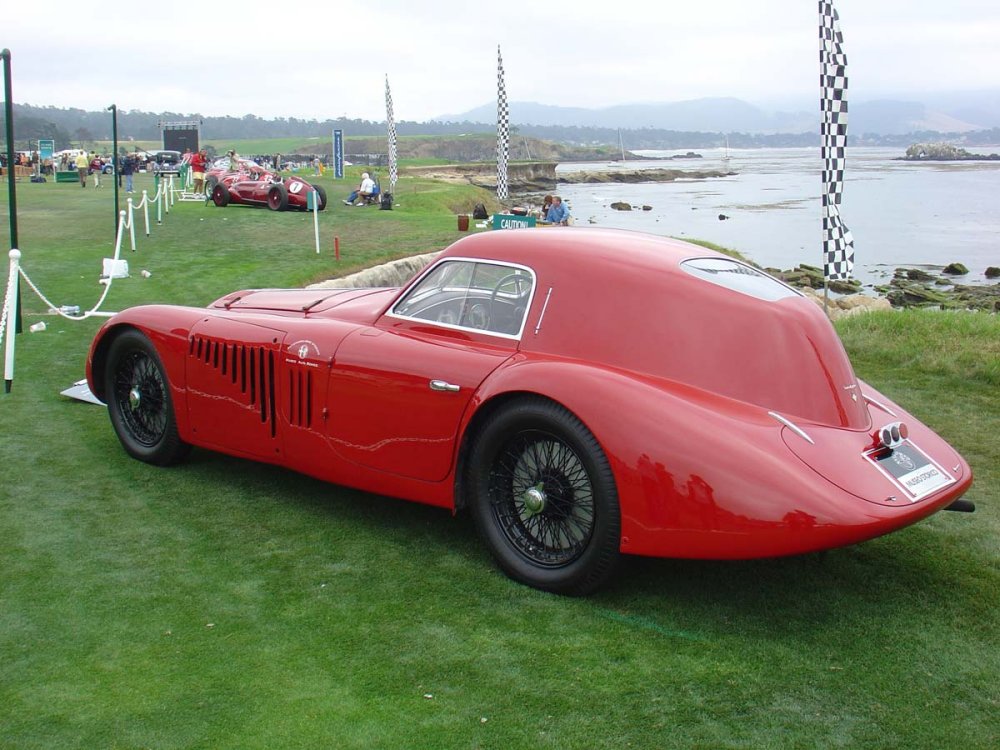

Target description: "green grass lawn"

left=1, top=175, right=997, bottom=749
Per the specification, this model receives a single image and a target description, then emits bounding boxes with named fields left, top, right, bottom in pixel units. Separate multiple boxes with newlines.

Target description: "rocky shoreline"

left=769, top=262, right=1000, bottom=313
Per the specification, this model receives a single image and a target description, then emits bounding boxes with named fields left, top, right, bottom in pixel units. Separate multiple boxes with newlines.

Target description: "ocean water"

left=555, top=147, right=1000, bottom=287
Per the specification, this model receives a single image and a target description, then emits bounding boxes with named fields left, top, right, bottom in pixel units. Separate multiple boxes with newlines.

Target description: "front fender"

left=87, top=305, right=209, bottom=440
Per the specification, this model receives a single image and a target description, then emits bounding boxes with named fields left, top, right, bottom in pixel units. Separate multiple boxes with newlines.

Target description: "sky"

left=6, top=0, right=999, bottom=122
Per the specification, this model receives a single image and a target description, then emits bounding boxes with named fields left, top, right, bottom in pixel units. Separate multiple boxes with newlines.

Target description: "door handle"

left=429, top=380, right=461, bottom=392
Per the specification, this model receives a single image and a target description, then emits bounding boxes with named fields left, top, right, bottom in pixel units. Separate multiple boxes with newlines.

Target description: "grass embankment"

left=0, top=173, right=997, bottom=749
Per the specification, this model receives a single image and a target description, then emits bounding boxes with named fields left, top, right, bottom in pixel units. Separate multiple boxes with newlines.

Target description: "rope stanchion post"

left=156, top=184, right=163, bottom=224
left=126, top=197, right=136, bottom=252
left=3, top=248, right=21, bottom=393
left=142, top=190, right=150, bottom=236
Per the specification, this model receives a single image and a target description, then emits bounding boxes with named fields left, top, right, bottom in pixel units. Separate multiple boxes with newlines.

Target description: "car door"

left=325, top=258, right=535, bottom=483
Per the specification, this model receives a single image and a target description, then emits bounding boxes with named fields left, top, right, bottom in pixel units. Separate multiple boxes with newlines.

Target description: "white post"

left=3, top=249, right=21, bottom=393
left=313, top=192, right=320, bottom=254
left=169, top=176, right=175, bottom=207
left=156, top=185, right=163, bottom=224
left=127, top=197, right=136, bottom=252
left=142, top=190, right=150, bottom=236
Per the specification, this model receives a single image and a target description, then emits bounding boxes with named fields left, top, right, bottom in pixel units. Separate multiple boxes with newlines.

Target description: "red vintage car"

left=86, top=229, right=973, bottom=594
left=205, top=159, right=326, bottom=211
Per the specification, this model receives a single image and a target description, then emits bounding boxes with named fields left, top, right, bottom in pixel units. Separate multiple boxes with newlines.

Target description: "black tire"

left=104, top=329, right=190, bottom=466
left=211, top=183, right=230, bottom=207
left=467, top=397, right=620, bottom=595
left=267, top=184, right=289, bottom=211
left=205, top=175, right=219, bottom=195
left=310, top=184, right=328, bottom=211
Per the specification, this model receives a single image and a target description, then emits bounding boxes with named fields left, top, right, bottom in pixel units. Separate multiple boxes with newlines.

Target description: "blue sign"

left=333, top=129, right=344, bottom=179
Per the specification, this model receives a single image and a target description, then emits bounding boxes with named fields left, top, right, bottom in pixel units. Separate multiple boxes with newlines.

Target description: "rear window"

left=680, top=258, right=799, bottom=302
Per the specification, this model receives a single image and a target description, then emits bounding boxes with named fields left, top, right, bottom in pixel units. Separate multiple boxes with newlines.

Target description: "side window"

left=392, top=260, right=535, bottom=337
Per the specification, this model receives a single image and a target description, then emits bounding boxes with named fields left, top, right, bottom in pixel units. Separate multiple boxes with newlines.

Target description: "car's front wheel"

left=267, top=184, right=289, bottom=211
left=211, top=184, right=230, bottom=207
left=467, top=397, right=621, bottom=594
left=104, top=329, right=190, bottom=466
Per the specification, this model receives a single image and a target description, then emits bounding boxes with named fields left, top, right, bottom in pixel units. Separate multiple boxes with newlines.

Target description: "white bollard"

left=4, top=249, right=21, bottom=392
left=313, top=191, right=321, bottom=253
left=142, top=190, right=150, bottom=236
left=169, top=176, right=175, bottom=207
left=156, top=185, right=163, bottom=224
left=127, top=197, right=136, bottom=252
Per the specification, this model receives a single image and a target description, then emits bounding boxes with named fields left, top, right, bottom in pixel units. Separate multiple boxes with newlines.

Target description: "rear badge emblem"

left=891, top=452, right=916, bottom=471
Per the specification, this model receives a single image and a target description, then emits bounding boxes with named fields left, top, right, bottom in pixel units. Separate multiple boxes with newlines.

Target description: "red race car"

left=205, top=159, right=326, bottom=211
left=86, top=229, right=973, bottom=594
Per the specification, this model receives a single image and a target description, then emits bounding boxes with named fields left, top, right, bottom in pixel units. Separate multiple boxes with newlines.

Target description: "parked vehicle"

left=86, top=229, right=974, bottom=594
left=205, top=159, right=326, bottom=211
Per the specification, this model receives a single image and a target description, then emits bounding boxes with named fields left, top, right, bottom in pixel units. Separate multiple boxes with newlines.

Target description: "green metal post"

left=2, top=49, right=21, bottom=335
left=108, top=104, right=119, bottom=241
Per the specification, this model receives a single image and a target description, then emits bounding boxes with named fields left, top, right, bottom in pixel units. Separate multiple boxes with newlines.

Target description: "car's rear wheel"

left=205, top=175, right=219, bottom=195
left=467, top=397, right=621, bottom=594
left=211, top=183, right=230, bottom=207
left=104, top=329, right=190, bottom=466
left=310, top=184, right=328, bottom=211
left=267, top=184, right=289, bottom=211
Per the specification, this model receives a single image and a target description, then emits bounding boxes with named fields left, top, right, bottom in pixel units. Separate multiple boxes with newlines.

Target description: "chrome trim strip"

left=864, top=395, right=898, bottom=418
left=534, top=287, right=553, bottom=335
left=768, top=411, right=815, bottom=445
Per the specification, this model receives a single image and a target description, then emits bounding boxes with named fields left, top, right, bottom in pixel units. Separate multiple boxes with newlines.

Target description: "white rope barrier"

left=0, top=177, right=184, bottom=391
left=17, top=210, right=129, bottom=321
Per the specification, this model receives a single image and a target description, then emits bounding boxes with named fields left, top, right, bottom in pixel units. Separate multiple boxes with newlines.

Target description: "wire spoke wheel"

left=104, top=329, right=190, bottom=466
left=489, top=431, right=595, bottom=567
left=468, top=397, right=620, bottom=595
left=113, top=350, right=168, bottom=447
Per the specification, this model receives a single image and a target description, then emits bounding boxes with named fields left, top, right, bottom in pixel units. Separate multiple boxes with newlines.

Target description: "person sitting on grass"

left=342, top=172, right=377, bottom=206
left=541, top=195, right=570, bottom=225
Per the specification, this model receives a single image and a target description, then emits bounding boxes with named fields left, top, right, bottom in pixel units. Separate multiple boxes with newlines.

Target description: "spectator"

left=75, top=151, right=89, bottom=187
left=121, top=154, right=136, bottom=193
left=90, top=155, right=103, bottom=188
left=342, top=172, right=376, bottom=206
left=190, top=148, right=207, bottom=194
left=542, top=195, right=570, bottom=225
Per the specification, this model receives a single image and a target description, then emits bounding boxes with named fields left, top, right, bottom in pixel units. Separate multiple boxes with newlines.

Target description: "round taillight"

left=877, top=421, right=909, bottom=449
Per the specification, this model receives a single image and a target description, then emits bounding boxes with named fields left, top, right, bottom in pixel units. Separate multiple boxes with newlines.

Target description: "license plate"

left=865, top=441, right=955, bottom=501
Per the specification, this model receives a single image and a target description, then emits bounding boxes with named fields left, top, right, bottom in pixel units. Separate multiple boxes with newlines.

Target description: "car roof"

left=439, top=227, right=701, bottom=278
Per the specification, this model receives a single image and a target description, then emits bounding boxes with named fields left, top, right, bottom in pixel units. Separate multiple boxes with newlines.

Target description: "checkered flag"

left=496, top=45, right=510, bottom=202
left=819, top=0, right=854, bottom=280
left=385, top=75, right=398, bottom=193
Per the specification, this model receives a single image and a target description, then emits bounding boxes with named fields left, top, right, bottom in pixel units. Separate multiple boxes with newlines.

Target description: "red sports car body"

left=86, top=229, right=973, bottom=593
left=206, top=160, right=326, bottom=211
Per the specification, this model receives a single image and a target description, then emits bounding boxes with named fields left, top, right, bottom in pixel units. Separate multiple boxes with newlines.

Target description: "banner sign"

left=38, top=139, right=54, bottom=163
left=492, top=214, right=536, bottom=230
left=333, top=129, right=344, bottom=179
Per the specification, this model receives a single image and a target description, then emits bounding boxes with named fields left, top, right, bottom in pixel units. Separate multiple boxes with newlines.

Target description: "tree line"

left=3, top=103, right=999, bottom=151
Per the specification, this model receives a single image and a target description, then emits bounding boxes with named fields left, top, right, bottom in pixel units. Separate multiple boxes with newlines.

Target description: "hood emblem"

left=298, top=344, right=309, bottom=359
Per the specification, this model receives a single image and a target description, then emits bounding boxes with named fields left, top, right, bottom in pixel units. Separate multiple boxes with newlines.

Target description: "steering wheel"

left=465, top=302, right=490, bottom=330
left=490, top=273, right=532, bottom=305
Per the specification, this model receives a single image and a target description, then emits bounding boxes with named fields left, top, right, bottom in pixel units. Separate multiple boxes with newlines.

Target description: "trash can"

left=457, top=214, right=470, bottom=231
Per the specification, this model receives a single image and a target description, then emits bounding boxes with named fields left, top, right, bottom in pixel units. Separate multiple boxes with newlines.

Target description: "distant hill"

left=439, top=91, right=1000, bottom=135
